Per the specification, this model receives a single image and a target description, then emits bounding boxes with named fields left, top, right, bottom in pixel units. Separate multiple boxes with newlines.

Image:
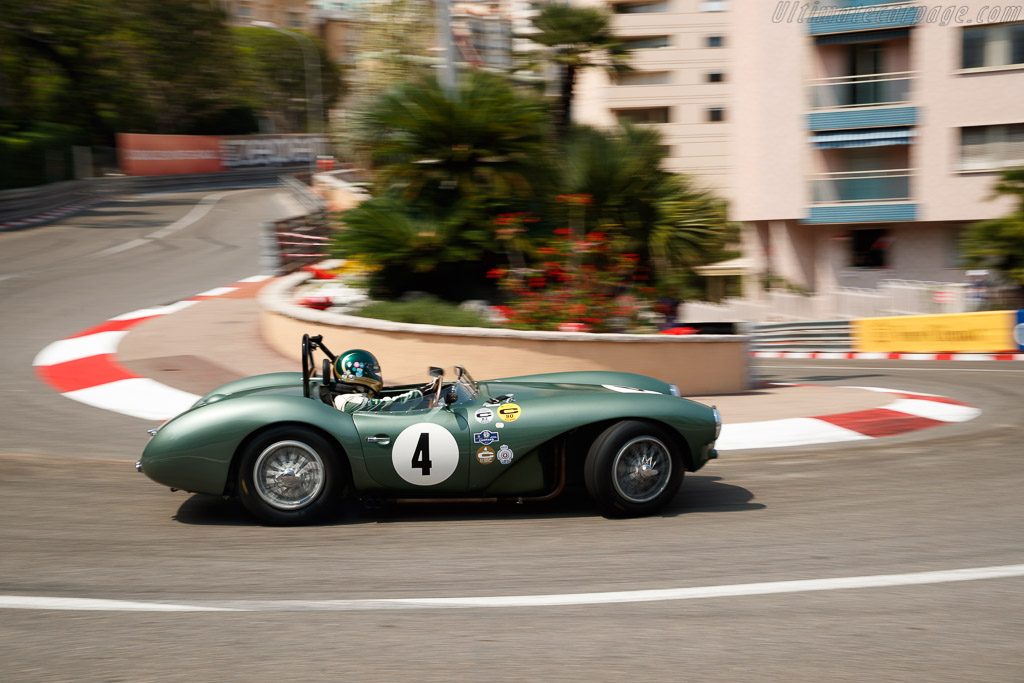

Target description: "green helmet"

left=334, top=349, right=383, bottom=396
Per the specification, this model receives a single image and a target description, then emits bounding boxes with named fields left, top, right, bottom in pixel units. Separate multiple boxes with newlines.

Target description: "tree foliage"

left=559, top=125, right=735, bottom=288
left=0, top=1, right=341, bottom=144
left=961, top=168, right=1024, bottom=287
left=527, top=4, right=632, bottom=133
left=355, top=71, right=551, bottom=206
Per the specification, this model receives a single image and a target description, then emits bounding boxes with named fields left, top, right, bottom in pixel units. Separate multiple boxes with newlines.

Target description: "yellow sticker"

left=476, top=446, right=496, bottom=464
left=497, top=403, right=522, bottom=422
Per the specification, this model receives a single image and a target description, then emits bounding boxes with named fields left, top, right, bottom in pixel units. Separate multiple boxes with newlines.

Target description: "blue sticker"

left=1016, top=310, right=1024, bottom=351
left=356, top=369, right=363, bottom=377
left=473, top=430, right=499, bottom=445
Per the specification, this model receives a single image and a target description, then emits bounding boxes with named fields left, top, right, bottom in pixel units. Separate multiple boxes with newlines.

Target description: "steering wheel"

left=301, top=334, right=312, bottom=398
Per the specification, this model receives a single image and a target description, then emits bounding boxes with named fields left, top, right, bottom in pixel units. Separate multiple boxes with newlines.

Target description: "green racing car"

left=137, top=333, right=721, bottom=524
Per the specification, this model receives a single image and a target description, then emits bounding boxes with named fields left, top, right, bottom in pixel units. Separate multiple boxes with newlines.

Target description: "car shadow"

left=171, top=475, right=763, bottom=526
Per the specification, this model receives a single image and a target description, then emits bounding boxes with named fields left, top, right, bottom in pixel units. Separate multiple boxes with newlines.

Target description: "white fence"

left=681, top=280, right=973, bottom=323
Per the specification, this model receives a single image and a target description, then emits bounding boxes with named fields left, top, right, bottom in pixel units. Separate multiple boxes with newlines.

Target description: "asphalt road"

left=1, top=193, right=1022, bottom=681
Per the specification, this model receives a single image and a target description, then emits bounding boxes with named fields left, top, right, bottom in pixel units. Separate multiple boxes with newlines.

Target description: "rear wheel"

left=584, top=420, right=683, bottom=518
left=237, top=426, right=343, bottom=525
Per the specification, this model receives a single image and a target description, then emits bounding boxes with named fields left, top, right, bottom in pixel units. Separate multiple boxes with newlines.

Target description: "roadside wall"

left=259, top=275, right=751, bottom=396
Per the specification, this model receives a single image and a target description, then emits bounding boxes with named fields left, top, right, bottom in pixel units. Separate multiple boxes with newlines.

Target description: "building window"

left=707, top=107, right=725, bottom=122
left=850, top=228, right=890, bottom=269
left=959, top=123, right=1024, bottom=170
left=961, top=22, right=1024, bottom=68
left=236, top=4, right=252, bottom=17
left=707, top=71, right=725, bottom=82
left=287, top=12, right=302, bottom=28
left=621, top=35, right=671, bottom=50
left=614, top=1, right=670, bottom=14
left=706, top=35, right=724, bottom=48
left=700, top=0, right=729, bottom=10
left=614, top=107, right=671, bottom=124
left=614, top=71, right=671, bottom=86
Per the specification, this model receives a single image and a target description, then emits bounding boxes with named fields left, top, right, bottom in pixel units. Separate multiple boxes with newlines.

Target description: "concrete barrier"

left=259, top=272, right=751, bottom=396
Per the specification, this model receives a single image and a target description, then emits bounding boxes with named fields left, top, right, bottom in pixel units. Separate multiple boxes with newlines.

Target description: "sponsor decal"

left=476, top=446, right=496, bottom=465
left=602, top=384, right=662, bottom=394
left=474, top=407, right=494, bottom=424
left=497, top=445, right=514, bottom=464
left=494, top=422, right=504, bottom=428
left=473, top=430, right=499, bottom=446
left=497, top=403, right=522, bottom=422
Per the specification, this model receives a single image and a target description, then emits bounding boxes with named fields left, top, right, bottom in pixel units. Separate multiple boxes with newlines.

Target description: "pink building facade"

left=734, top=0, right=1022, bottom=296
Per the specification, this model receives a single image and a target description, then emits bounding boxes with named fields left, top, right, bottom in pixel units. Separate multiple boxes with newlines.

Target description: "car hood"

left=481, top=371, right=677, bottom=398
left=191, top=372, right=304, bottom=409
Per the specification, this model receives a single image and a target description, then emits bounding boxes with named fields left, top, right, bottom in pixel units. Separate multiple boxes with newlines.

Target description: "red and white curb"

left=33, top=288, right=982, bottom=448
left=753, top=351, right=1024, bottom=361
left=0, top=198, right=98, bottom=231
left=32, top=276, right=272, bottom=420
left=717, top=384, right=981, bottom=451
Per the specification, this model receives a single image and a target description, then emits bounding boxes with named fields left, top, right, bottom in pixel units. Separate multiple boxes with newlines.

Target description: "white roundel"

left=391, top=423, right=460, bottom=485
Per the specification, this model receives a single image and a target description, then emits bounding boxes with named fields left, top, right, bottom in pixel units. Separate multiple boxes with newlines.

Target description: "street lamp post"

left=251, top=20, right=324, bottom=176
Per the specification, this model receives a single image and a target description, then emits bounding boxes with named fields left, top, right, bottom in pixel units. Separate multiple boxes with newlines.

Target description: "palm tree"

left=529, top=3, right=632, bottom=134
left=558, top=125, right=733, bottom=286
left=355, top=70, right=551, bottom=206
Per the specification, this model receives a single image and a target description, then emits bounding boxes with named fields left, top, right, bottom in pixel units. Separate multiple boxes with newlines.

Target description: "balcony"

left=806, top=169, right=916, bottom=223
left=808, top=71, right=914, bottom=109
left=808, top=5, right=919, bottom=35
left=808, top=105, right=916, bottom=131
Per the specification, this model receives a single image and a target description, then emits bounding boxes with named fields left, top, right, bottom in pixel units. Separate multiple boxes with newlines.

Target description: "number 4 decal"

left=411, top=432, right=432, bottom=476
left=391, top=423, right=459, bottom=485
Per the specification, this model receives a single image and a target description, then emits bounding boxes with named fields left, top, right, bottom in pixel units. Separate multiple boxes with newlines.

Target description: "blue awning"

left=814, top=29, right=910, bottom=45
left=810, top=126, right=915, bottom=149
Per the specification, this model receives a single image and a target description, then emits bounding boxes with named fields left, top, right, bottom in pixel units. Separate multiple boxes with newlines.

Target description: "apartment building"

left=572, top=0, right=734, bottom=196
left=733, top=0, right=1023, bottom=297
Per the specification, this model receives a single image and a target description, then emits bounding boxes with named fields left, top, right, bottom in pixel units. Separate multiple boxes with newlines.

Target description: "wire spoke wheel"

left=612, top=437, right=672, bottom=504
left=253, top=440, right=326, bottom=510
left=584, top=421, right=684, bottom=518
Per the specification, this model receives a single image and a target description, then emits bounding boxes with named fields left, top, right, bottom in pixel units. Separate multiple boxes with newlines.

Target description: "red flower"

left=553, top=228, right=570, bottom=236
left=486, top=268, right=507, bottom=279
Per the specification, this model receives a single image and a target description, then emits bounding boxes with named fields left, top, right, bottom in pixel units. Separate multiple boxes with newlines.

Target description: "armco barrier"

left=0, top=166, right=307, bottom=225
left=852, top=310, right=1018, bottom=353
left=259, top=271, right=752, bottom=396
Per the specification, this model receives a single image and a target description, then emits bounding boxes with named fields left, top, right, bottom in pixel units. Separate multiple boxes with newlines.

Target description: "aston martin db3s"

left=137, top=334, right=721, bottom=524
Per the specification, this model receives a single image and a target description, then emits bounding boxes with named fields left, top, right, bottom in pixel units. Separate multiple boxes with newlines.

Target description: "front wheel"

left=584, top=421, right=683, bottom=518
left=237, top=426, right=344, bottom=525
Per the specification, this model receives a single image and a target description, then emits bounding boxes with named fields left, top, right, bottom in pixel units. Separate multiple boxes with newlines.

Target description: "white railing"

left=808, top=71, right=915, bottom=110
left=810, top=169, right=914, bottom=204
left=680, top=280, right=973, bottom=323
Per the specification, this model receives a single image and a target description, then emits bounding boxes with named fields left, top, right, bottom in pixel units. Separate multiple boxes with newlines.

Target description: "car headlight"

left=712, top=405, right=722, bottom=440
left=669, top=384, right=680, bottom=397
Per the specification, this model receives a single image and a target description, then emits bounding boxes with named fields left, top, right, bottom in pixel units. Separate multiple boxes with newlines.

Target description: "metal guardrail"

left=0, top=166, right=308, bottom=224
left=747, top=319, right=853, bottom=352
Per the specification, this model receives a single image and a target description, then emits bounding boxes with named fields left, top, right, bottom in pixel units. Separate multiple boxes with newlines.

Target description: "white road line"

left=3, top=564, right=1022, bottom=612
left=88, top=191, right=232, bottom=259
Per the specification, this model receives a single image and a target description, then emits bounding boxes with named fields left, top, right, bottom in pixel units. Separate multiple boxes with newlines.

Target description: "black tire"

left=237, top=426, right=344, bottom=525
left=584, top=420, right=684, bottom=518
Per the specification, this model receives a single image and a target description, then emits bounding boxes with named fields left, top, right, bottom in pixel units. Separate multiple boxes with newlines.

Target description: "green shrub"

left=352, top=297, right=494, bottom=328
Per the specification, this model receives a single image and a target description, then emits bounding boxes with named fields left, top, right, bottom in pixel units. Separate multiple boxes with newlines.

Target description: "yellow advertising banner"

left=853, top=311, right=1015, bottom=353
